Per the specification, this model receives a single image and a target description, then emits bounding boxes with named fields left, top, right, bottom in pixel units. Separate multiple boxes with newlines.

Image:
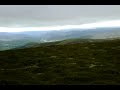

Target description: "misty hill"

left=0, top=33, right=44, bottom=51
left=20, top=27, right=120, bottom=40
left=1, top=27, right=120, bottom=51
left=17, top=38, right=109, bottom=50
left=0, top=39, right=120, bottom=85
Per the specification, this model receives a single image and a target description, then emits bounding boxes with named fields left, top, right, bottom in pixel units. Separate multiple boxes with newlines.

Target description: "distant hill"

left=20, top=27, right=120, bottom=40
left=14, top=38, right=118, bottom=50
left=1, top=27, right=120, bottom=51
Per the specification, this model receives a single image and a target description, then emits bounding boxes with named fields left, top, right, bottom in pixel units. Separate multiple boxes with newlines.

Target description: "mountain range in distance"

left=1, top=27, right=120, bottom=51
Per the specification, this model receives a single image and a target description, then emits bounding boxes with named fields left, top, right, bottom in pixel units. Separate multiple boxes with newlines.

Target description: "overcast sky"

left=0, top=5, right=120, bottom=32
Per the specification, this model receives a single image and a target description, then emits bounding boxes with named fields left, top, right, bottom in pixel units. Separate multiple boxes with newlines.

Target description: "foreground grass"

left=0, top=39, right=120, bottom=85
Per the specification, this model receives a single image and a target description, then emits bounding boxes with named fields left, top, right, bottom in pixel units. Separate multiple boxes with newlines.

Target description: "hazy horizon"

left=0, top=20, right=120, bottom=32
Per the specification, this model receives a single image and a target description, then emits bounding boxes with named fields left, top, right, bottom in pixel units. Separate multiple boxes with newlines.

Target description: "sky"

left=0, top=5, right=120, bottom=32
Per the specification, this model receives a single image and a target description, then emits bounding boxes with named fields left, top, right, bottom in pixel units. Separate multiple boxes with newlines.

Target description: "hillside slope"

left=0, top=39, right=120, bottom=85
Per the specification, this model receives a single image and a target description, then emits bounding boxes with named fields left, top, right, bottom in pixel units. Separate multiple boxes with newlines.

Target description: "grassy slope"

left=0, top=39, right=120, bottom=85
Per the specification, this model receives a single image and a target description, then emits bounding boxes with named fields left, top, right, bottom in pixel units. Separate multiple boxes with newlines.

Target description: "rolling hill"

left=1, top=27, right=120, bottom=51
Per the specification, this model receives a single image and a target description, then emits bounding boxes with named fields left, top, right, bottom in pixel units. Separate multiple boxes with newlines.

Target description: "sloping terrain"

left=17, top=38, right=109, bottom=49
left=0, top=39, right=120, bottom=85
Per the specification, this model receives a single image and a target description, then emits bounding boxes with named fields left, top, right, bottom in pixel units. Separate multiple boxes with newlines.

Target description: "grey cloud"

left=0, top=5, right=120, bottom=27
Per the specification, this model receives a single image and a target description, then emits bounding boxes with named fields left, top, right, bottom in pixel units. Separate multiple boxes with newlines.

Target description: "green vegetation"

left=0, top=38, right=120, bottom=85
